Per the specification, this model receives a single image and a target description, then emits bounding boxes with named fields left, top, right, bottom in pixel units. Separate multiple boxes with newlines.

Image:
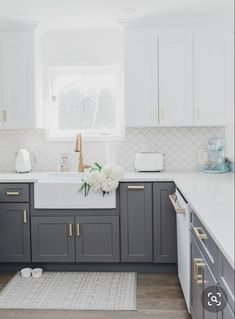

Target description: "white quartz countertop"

left=125, top=171, right=234, bottom=268
left=0, top=170, right=234, bottom=268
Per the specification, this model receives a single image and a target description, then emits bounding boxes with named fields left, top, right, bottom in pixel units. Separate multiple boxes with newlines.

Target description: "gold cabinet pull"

left=76, top=224, right=80, bottom=237
left=23, top=210, right=28, bottom=224
left=68, top=224, right=73, bottom=237
left=6, top=191, right=20, bottom=196
left=194, top=258, right=206, bottom=284
left=194, top=227, right=208, bottom=241
left=3, top=110, right=7, bottom=122
left=169, top=193, right=185, bottom=214
left=128, top=185, right=144, bottom=190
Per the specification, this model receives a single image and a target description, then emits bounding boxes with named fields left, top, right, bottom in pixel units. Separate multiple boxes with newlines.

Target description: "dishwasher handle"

left=169, top=193, right=185, bottom=214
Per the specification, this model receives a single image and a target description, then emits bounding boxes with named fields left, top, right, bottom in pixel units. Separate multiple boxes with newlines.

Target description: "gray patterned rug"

left=0, top=272, right=136, bottom=310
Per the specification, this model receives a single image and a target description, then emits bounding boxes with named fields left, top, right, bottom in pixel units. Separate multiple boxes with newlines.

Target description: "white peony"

left=102, top=165, right=113, bottom=178
left=83, top=172, right=93, bottom=186
left=82, top=164, right=125, bottom=195
left=84, top=171, right=107, bottom=193
left=102, top=165, right=125, bottom=181
left=84, top=171, right=99, bottom=185
left=91, top=182, right=102, bottom=193
left=102, top=178, right=119, bottom=193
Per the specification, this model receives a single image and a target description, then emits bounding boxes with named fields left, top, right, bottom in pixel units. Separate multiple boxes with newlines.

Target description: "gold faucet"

left=75, top=134, right=91, bottom=172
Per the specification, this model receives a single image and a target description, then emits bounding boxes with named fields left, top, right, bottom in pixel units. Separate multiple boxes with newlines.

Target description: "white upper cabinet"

left=124, top=24, right=231, bottom=128
left=158, top=33, right=193, bottom=126
left=0, top=24, right=38, bottom=129
left=193, top=30, right=228, bottom=125
left=125, top=36, right=158, bottom=127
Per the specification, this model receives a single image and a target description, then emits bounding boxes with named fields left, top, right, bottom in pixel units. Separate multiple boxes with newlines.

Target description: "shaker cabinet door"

left=191, top=236, right=218, bottom=319
left=203, top=262, right=218, bottom=319
left=0, top=203, right=31, bottom=262
left=153, top=182, right=177, bottom=263
left=120, top=183, right=153, bottom=262
left=158, top=33, right=194, bottom=125
left=75, top=216, right=120, bottom=262
left=31, top=216, right=75, bottom=262
left=125, top=39, right=158, bottom=127
left=194, top=30, right=228, bottom=125
left=0, top=34, right=36, bottom=129
left=191, top=237, right=204, bottom=319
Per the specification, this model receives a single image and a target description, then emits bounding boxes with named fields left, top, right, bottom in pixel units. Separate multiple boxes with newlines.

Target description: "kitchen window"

left=46, top=65, right=124, bottom=141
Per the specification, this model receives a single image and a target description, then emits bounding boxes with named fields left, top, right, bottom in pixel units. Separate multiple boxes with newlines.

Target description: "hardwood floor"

left=0, top=272, right=190, bottom=319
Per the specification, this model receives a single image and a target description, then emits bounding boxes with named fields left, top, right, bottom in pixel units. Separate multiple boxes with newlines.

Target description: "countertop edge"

left=174, top=181, right=234, bottom=268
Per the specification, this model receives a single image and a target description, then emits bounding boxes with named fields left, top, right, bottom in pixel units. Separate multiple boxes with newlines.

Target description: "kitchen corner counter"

left=123, top=170, right=234, bottom=268
left=0, top=170, right=234, bottom=267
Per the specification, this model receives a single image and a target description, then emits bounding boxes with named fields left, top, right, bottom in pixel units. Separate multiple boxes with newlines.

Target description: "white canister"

left=32, top=268, right=43, bottom=278
left=21, top=268, right=32, bottom=278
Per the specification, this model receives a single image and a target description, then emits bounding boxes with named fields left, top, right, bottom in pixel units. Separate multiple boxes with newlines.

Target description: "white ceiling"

left=0, top=0, right=233, bottom=31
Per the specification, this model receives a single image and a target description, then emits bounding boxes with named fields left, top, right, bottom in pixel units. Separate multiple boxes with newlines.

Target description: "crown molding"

left=117, top=15, right=234, bottom=30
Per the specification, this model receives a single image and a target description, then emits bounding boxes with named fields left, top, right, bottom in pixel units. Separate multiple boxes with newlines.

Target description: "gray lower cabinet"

left=191, top=212, right=235, bottom=319
left=153, top=182, right=177, bottom=263
left=192, top=213, right=218, bottom=277
left=120, top=183, right=153, bottom=262
left=191, top=236, right=205, bottom=319
left=0, top=203, right=31, bottom=262
left=203, top=260, right=219, bottom=319
left=191, top=236, right=217, bottom=319
left=218, top=304, right=234, bottom=319
left=31, top=216, right=120, bottom=263
left=75, top=216, right=120, bottom=262
left=31, top=216, right=75, bottom=262
left=218, top=251, right=235, bottom=314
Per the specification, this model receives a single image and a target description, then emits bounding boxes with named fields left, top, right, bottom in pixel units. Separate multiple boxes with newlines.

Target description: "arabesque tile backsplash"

left=0, top=127, right=225, bottom=172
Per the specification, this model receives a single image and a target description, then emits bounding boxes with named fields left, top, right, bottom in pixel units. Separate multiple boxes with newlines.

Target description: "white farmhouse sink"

left=41, top=172, right=85, bottom=182
left=34, top=172, right=116, bottom=209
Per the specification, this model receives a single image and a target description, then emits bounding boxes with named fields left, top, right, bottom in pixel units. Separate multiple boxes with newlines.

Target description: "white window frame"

left=45, top=64, right=125, bottom=141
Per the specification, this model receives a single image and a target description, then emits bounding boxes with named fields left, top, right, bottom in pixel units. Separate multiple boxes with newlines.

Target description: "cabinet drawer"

left=191, top=213, right=218, bottom=278
left=0, top=184, right=29, bottom=202
left=218, top=251, right=235, bottom=312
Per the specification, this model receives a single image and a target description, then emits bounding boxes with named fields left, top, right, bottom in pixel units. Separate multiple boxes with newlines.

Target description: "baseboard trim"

left=0, top=262, right=177, bottom=273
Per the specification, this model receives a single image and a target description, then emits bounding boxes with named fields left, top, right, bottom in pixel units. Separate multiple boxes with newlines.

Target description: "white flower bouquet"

left=80, top=163, right=125, bottom=197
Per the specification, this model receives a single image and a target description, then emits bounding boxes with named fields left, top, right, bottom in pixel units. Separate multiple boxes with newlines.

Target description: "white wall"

left=42, top=30, right=124, bottom=64
left=225, top=26, right=234, bottom=161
